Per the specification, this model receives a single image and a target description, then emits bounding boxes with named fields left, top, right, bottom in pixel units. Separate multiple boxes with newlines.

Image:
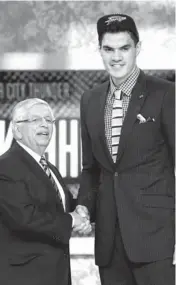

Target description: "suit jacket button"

left=114, top=172, right=118, bottom=176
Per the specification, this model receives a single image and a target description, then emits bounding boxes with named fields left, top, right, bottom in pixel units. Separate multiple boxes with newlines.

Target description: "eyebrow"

left=103, top=44, right=131, bottom=50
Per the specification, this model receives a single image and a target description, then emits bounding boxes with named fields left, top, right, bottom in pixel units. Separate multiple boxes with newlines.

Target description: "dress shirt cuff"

left=69, top=213, right=75, bottom=228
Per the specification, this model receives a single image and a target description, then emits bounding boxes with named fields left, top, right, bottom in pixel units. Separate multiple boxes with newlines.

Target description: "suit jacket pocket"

left=9, top=253, right=42, bottom=266
left=141, top=194, right=175, bottom=209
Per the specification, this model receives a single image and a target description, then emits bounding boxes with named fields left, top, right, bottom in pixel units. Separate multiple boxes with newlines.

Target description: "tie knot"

left=114, top=89, right=121, bottom=100
left=40, top=156, right=47, bottom=167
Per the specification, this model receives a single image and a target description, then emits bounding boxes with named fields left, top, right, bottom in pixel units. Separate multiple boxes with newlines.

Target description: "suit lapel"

left=99, top=81, right=116, bottom=170
left=14, top=143, right=69, bottom=211
left=116, top=71, right=148, bottom=163
left=14, top=142, right=59, bottom=201
left=47, top=162, right=70, bottom=212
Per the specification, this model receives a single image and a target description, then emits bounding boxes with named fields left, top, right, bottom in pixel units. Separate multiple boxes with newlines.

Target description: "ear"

left=136, top=41, right=141, bottom=56
left=12, top=123, right=22, bottom=140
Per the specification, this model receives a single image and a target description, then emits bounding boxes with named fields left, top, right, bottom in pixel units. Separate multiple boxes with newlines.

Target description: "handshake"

left=70, top=205, right=92, bottom=235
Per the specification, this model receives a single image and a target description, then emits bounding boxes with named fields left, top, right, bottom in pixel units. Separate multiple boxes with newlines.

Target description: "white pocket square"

left=137, top=114, right=155, bottom=124
left=137, top=114, right=146, bottom=123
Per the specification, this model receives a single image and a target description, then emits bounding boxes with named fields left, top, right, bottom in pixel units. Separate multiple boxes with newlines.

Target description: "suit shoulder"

left=0, top=156, right=14, bottom=180
left=145, top=73, right=174, bottom=92
left=87, top=80, right=109, bottom=94
left=0, top=147, right=23, bottom=179
left=81, top=80, right=109, bottom=105
left=0, top=147, right=13, bottom=163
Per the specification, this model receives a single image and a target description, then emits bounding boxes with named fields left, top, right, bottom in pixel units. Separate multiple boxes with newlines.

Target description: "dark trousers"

left=99, top=222, right=174, bottom=285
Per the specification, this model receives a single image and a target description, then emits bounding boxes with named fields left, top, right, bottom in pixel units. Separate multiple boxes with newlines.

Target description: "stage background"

left=0, top=1, right=175, bottom=284
left=0, top=69, right=174, bottom=195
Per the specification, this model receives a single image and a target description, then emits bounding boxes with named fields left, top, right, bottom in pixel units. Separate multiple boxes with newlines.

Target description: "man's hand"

left=75, top=205, right=90, bottom=220
left=70, top=210, right=87, bottom=228
left=71, top=205, right=92, bottom=235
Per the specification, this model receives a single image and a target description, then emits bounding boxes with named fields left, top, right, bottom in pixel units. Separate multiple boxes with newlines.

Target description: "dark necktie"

left=40, top=156, right=63, bottom=204
left=111, top=89, right=123, bottom=162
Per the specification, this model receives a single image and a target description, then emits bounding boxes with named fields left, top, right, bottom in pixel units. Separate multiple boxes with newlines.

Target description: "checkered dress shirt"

left=104, top=66, right=140, bottom=156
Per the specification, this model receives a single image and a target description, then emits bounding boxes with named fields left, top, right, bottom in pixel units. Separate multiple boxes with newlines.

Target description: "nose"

left=40, top=117, right=48, bottom=126
left=112, top=50, right=123, bottom=61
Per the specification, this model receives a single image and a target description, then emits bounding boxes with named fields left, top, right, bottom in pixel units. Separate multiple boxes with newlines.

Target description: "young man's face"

left=99, top=31, right=141, bottom=85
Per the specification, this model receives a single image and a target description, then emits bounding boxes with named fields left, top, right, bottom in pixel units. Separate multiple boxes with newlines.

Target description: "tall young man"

left=76, top=13, right=175, bottom=285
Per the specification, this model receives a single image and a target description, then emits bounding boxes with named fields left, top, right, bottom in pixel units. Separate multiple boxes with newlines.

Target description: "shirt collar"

left=109, top=65, right=140, bottom=98
left=17, top=141, right=43, bottom=164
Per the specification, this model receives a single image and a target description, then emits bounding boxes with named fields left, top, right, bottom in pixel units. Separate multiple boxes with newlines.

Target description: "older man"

left=0, top=98, right=91, bottom=285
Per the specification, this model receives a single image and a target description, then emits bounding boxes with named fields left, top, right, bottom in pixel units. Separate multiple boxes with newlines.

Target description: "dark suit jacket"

left=0, top=142, right=75, bottom=285
left=78, top=70, right=175, bottom=266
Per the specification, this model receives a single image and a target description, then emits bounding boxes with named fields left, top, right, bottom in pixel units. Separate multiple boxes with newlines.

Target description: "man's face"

left=17, top=103, right=54, bottom=155
left=99, top=31, right=141, bottom=85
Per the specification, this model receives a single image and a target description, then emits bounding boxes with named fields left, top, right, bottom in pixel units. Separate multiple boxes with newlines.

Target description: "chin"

left=109, top=68, right=124, bottom=76
left=38, top=140, right=50, bottom=147
left=111, top=72, right=126, bottom=81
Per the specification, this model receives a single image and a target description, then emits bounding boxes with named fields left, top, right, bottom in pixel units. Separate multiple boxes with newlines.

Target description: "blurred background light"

left=1, top=53, right=44, bottom=70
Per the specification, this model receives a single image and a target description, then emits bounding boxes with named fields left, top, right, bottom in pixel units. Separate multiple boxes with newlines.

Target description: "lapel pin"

left=139, top=94, right=144, bottom=99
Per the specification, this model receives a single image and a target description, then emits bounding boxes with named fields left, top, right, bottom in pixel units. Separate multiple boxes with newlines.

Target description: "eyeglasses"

left=16, top=117, right=55, bottom=125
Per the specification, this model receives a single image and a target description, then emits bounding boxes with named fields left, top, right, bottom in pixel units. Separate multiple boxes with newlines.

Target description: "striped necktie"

left=40, top=156, right=63, bottom=204
left=111, top=89, right=123, bottom=163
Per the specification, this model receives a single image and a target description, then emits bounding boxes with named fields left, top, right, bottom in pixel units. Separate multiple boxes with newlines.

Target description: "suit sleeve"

left=0, top=175, right=72, bottom=245
left=77, top=92, right=100, bottom=221
left=161, top=83, right=175, bottom=167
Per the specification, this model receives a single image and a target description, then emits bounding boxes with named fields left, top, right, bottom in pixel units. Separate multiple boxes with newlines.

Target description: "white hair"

left=11, top=98, right=54, bottom=139
left=12, top=98, right=54, bottom=122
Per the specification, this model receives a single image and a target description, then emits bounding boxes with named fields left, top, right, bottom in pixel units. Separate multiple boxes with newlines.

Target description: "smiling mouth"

left=37, top=132, right=49, bottom=136
left=111, top=63, right=124, bottom=67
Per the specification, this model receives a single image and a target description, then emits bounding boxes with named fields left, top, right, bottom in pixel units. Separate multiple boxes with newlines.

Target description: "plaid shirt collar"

left=109, top=65, right=140, bottom=98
